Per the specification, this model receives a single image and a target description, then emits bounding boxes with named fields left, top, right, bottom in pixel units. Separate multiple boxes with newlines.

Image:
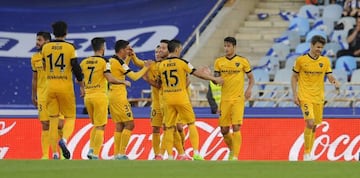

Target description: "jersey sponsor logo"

left=0, top=25, right=178, bottom=58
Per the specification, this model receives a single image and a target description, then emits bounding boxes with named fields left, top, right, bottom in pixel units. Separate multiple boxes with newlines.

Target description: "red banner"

left=0, top=118, right=360, bottom=161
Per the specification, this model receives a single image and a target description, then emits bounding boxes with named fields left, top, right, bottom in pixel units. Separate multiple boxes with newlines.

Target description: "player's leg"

left=84, top=97, right=95, bottom=159
left=91, top=95, right=108, bottom=159
left=219, top=100, right=233, bottom=160
left=180, top=103, right=203, bottom=160
left=57, top=91, right=76, bottom=159
left=108, top=96, right=123, bottom=158
left=117, top=102, right=134, bottom=160
left=231, top=99, right=244, bottom=161
left=151, top=108, right=162, bottom=159
left=301, top=102, right=315, bottom=161
left=310, top=103, right=324, bottom=154
left=38, top=99, right=50, bottom=159
left=163, top=104, right=177, bottom=160
left=47, top=91, right=63, bottom=159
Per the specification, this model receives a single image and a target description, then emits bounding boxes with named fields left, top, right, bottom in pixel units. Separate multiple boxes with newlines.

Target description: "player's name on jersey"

left=0, top=25, right=178, bottom=58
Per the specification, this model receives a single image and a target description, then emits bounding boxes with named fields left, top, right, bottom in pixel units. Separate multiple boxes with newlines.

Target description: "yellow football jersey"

left=80, top=56, right=110, bottom=95
left=41, top=40, right=77, bottom=92
left=158, top=57, right=194, bottom=105
left=214, top=55, right=252, bottom=101
left=293, top=54, right=332, bottom=103
left=31, top=52, right=47, bottom=98
left=146, top=61, right=161, bottom=108
left=108, top=55, right=130, bottom=96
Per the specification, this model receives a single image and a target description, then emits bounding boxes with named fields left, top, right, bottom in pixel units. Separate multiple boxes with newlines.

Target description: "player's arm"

left=129, top=51, right=145, bottom=68
left=192, top=67, right=224, bottom=85
left=31, top=71, right=38, bottom=107
left=71, top=58, right=85, bottom=97
left=126, top=60, right=152, bottom=81
left=104, top=72, right=131, bottom=87
left=326, top=73, right=340, bottom=89
left=143, top=73, right=160, bottom=88
left=245, top=71, right=255, bottom=100
left=291, top=71, right=300, bottom=106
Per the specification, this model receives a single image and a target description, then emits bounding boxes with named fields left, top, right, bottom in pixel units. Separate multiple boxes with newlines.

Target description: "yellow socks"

left=93, top=129, right=104, bottom=156
left=304, top=127, right=312, bottom=154
left=164, top=128, right=175, bottom=158
left=63, top=118, right=75, bottom=141
left=114, top=131, right=122, bottom=155
left=89, top=127, right=96, bottom=149
left=41, top=130, right=50, bottom=159
left=152, top=133, right=161, bottom=155
left=232, top=131, right=242, bottom=159
left=309, top=130, right=316, bottom=152
left=174, top=131, right=184, bottom=155
left=223, top=132, right=233, bottom=151
left=188, top=124, right=199, bottom=151
left=119, top=129, right=132, bottom=155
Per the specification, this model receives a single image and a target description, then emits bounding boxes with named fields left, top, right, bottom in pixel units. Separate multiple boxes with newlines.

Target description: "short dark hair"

left=168, top=39, right=181, bottom=53
left=115, top=40, right=129, bottom=53
left=36, top=31, right=51, bottom=41
left=224, top=36, right=236, bottom=46
left=52, top=21, right=67, bottom=37
left=160, top=39, right=169, bottom=44
left=91, top=37, right=105, bottom=51
left=310, top=35, right=326, bottom=45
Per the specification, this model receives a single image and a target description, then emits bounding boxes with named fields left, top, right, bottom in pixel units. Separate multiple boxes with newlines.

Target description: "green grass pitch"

left=0, top=160, right=359, bottom=178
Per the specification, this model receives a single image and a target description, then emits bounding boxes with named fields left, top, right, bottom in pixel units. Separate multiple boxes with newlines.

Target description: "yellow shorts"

left=109, top=95, right=133, bottom=123
left=47, top=91, right=76, bottom=119
left=85, top=93, right=108, bottom=126
left=163, top=102, right=195, bottom=128
left=300, top=101, right=323, bottom=125
left=151, top=107, right=163, bottom=127
left=219, top=99, right=245, bottom=127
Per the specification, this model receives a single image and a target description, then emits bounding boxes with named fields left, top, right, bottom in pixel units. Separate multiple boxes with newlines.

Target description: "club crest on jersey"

left=319, top=63, right=323, bottom=68
left=235, top=62, right=240, bottom=67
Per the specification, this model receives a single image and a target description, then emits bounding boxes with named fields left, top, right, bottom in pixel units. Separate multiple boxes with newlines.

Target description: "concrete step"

left=237, top=46, right=269, bottom=54
left=257, top=2, right=304, bottom=9
left=237, top=40, right=274, bottom=48
left=254, top=8, right=299, bottom=15
left=238, top=26, right=285, bottom=33
left=247, top=14, right=284, bottom=21
left=244, top=21, right=273, bottom=27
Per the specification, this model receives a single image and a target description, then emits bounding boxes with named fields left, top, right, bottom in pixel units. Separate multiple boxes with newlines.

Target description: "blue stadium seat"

left=297, top=4, right=320, bottom=21
left=295, top=42, right=310, bottom=55
left=323, top=42, right=342, bottom=62
left=322, top=4, right=343, bottom=22
left=288, top=17, right=310, bottom=37
left=335, top=55, right=357, bottom=75
left=272, top=43, right=290, bottom=62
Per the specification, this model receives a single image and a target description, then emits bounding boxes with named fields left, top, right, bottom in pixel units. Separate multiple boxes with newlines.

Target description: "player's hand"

left=293, top=94, right=300, bottom=106
left=244, top=88, right=252, bottom=101
left=31, top=95, right=38, bottom=108
left=144, top=60, right=153, bottom=67
left=197, top=66, right=212, bottom=75
left=214, top=77, right=224, bottom=85
left=123, top=80, right=131, bottom=87
left=79, top=85, right=85, bottom=98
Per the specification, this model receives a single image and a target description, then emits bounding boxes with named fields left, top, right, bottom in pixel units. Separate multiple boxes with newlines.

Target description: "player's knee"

left=41, top=121, right=50, bottom=130
left=152, top=126, right=161, bottom=133
left=220, top=127, right=230, bottom=135
left=305, top=120, right=315, bottom=129
left=125, top=121, right=134, bottom=130
left=232, top=124, right=241, bottom=132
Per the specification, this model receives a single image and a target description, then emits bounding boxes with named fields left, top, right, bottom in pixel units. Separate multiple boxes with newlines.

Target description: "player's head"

left=159, top=39, right=169, bottom=59
left=155, top=45, right=161, bottom=61
left=310, top=35, right=326, bottom=56
left=91, top=37, right=106, bottom=55
left=168, top=39, right=182, bottom=56
left=115, top=40, right=130, bottom=58
left=52, top=21, right=68, bottom=38
left=224, top=37, right=236, bottom=57
left=36, top=31, right=51, bottom=50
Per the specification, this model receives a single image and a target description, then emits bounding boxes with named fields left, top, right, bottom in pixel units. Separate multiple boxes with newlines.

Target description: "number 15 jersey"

left=158, top=57, right=194, bottom=105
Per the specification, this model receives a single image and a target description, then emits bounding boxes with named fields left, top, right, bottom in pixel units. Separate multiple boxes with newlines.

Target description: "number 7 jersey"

left=41, top=40, right=77, bottom=92
left=158, top=57, right=194, bottom=105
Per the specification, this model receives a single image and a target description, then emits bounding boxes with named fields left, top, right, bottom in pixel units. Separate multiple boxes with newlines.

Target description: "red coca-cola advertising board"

left=0, top=118, right=359, bottom=161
